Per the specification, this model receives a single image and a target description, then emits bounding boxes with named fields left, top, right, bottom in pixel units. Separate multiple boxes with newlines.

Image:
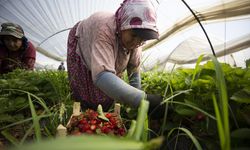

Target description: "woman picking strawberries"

left=67, top=0, right=163, bottom=115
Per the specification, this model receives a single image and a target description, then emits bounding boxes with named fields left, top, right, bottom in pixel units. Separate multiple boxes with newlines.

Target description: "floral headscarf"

left=115, top=0, right=158, bottom=34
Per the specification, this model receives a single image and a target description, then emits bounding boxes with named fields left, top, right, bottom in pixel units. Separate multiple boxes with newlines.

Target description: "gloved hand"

left=146, top=94, right=166, bottom=119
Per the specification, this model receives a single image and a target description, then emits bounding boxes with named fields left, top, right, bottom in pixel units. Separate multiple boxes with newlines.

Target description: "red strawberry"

left=101, top=126, right=110, bottom=134
left=79, top=118, right=87, bottom=124
left=72, top=131, right=82, bottom=136
left=109, top=118, right=117, bottom=125
left=90, top=125, right=97, bottom=131
left=96, top=119, right=102, bottom=125
left=86, top=109, right=98, bottom=119
left=71, top=129, right=82, bottom=136
left=195, top=112, right=205, bottom=121
left=90, top=119, right=97, bottom=125
left=105, top=113, right=112, bottom=119
left=82, top=124, right=90, bottom=132
left=85, top=130, right=93, bottom=134
left=103, top=122, right=110, bottom=126
left=118, top=128, right=126, bottom=136
left=78, top=124, right=84, bottom=129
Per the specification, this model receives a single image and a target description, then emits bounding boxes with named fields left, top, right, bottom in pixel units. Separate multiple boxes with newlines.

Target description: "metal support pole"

left=181, top=0, right=216, bottom=57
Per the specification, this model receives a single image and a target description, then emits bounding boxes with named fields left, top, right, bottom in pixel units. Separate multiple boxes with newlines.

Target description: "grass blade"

left=212, top=93, right=225, bottom=149
left=167, top=127, right=202, bottom=150
left=190, top=54, right=204, bottom=88
left=28, top=93, right=41, bottom=142
left=164, top=100, right=216, bottom=120
left=1, top=130, right=19, bottom=147
left=210, top=55, right=230, bottom=150
left=133, top=100, right=149, bottom=141
left=126, top=120, right=137, bottom=138
left=0, top=114, right=52, bottom=131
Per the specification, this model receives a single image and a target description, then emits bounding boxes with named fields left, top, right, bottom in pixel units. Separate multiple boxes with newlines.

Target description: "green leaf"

left=231, top=89, right=250, bottom=103
left=212, top=93, right=225, bottom=149
left=126, top=120, right=137, bottom=138
left=231, top=128, right=250, bottom=139
left=175, top=105, right=196, bottom=116
left=10, top=135, right=144, bottom=150
left=0, top=114, right=52, bottom=131
left=210, top=55, right=230, bottom=150
left=167, top=127, right=202, bottom=150
left=143, top=137, right=164, bottom=150
left=133, top=99, right=149, bottom=141
left=190, top=54, right=204, bottom=88
left=97, top=104, right=109, bottom=121
left=0, top=114, right=24, bottom=123
left=234, top=68, right=245, bottom=76
left=1, top=129, right=19, bottom=147
left=28, top=94, right=42, bottom=142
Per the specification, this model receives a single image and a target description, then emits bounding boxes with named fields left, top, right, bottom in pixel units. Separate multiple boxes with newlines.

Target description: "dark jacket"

left=0, top=39, right=36, bottom=74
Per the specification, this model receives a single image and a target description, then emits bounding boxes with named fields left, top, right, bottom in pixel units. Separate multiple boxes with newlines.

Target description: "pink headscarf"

left=115, top=0, right=158, bottom=34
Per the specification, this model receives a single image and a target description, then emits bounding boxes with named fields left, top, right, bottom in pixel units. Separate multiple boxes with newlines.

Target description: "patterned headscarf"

left=115, top=0, right=158, bottom=35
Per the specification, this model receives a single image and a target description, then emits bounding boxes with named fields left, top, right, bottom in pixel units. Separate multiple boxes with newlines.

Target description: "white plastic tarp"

left=0, top=0, right=249, bottom=70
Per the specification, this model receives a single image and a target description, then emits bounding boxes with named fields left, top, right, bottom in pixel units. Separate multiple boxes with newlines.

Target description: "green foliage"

left=10, top=135, right=145, bottom=150
left=0, top=69, right=73, bottom=146
left=246, top=58, right=250, bottom=68
left=141, top=71, right=170, bottom=95
left=1, top=59, right=249, bottom=149
left=141, top=60, right=250, bottom=149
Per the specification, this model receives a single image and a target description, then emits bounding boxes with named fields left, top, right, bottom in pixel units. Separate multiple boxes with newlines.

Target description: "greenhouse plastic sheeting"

left=142, top=0, right=250, bottom=70
left=0, top=0, right=249, bottom=69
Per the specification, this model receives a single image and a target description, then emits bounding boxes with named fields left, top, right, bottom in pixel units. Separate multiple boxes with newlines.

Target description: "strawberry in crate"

left=67, top=104, right=126, bottom=136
